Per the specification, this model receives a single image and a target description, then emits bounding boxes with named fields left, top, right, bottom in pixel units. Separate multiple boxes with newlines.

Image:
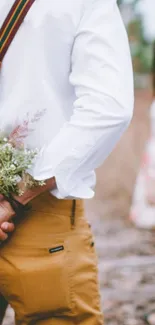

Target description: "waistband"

left=2, top=192, right=87, bottom=248
left=30, top=192, right=84, bottom=216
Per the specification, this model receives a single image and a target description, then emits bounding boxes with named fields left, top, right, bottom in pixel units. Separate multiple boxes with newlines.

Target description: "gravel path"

left=92, top=217, right=155, bottom=325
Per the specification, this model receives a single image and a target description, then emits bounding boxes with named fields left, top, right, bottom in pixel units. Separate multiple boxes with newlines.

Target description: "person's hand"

left=0, top=199, right=15, bottom=241
left=0, top=176, right=56, bottom=242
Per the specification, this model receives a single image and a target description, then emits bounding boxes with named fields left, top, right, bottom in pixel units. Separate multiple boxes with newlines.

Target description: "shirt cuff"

left=29, top=166, right=96, bottom=199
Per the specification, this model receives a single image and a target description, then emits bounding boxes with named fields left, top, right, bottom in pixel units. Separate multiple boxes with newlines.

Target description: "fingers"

left=0, top=200, right=16, bottom=241
left=0, top=222, right=15, bottom=242
left=2, top=200, right=15, bottom=218
left=0, top=228, right=8, bottom=241
left=1, top=222, right=15, bottom=233
left=0, top=200, right=15, bottom=224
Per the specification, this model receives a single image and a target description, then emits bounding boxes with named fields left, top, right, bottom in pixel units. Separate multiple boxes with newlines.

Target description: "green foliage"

left=0, top=137, right=44, bottom=197
left=124, top=5, right=153, bottom=74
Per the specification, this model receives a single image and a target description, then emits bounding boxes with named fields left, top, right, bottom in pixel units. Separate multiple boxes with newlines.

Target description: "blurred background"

left=2, top=1, right=155, bottom=325
left=85, top=1, right=155, bottom=325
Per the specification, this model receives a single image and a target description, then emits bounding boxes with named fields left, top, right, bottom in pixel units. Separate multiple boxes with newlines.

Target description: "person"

left=130, top=43, right=155, bottom=325
left=130, top=41, right=155, bottom=229
left=0, top=0, right=134, bottom=324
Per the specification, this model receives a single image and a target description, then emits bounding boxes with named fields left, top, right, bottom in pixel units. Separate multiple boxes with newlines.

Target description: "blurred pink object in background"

left=130, top=101, right=155, bottom=229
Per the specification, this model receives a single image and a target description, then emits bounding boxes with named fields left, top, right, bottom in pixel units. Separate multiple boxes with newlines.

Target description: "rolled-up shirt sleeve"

left=30, top=0, right=134, bottom=198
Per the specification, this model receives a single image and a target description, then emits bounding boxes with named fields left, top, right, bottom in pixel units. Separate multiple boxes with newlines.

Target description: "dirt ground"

left=2, top=89, right=155, bottom=325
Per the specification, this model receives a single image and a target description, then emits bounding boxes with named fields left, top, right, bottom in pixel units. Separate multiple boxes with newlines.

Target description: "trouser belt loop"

left=70, top=199, right=76, bottom=229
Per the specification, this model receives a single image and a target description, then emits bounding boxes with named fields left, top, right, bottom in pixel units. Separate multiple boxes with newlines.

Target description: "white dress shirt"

left=0, top=0, right=134, bottom=199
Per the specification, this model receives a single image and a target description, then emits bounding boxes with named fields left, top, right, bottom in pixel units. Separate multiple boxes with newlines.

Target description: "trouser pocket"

left=21, top=244, right=74, bottom=317
left=0, top=241, right=74, bottom=318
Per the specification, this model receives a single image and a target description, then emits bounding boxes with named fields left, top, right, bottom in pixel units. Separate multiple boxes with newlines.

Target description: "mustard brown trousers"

left=0, top=192, right=103, bottom=325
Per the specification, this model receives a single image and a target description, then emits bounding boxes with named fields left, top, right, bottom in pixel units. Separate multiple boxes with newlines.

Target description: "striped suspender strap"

left=0, top=0, right=36, bottom=67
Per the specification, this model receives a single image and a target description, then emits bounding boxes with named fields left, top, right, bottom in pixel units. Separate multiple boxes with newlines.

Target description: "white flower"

left=2, top=143, right=12, bottom=149
left=11, top=164, right=16, bottom=170
left=14, top=175, right=21, bottom=183
left=6, top=143, right=12, bottom=148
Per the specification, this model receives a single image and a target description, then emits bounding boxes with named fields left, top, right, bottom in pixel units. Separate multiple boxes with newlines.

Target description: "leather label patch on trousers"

left=49, top=246, right=64, bottom=254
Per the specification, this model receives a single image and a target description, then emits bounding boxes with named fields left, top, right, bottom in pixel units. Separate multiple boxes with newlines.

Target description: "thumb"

left=1, top=222, right=15, bottom=233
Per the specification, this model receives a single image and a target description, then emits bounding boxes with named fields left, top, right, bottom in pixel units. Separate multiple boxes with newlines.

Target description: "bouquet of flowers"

left=0, top=112, right=45, bottom=198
